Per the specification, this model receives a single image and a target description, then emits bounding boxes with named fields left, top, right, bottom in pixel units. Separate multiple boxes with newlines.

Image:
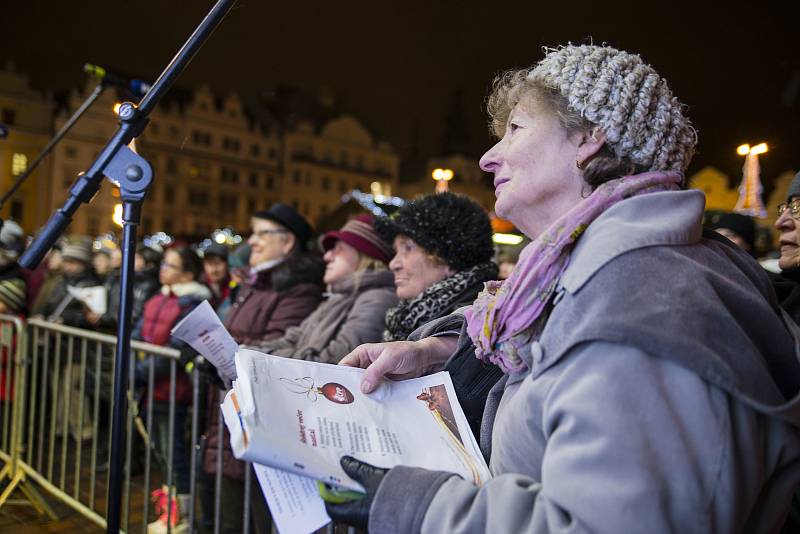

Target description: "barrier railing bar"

left=166, top=359, right=176, bottom=533
left=89, top=339, right=102, bottom=510
left=143, top=355, right=155, bottom=534
left=27, top=325, right=39, bottom=466
left=59, top=333, right=75, bottom=490
left=36, top=327, right=49, bottom=471
left=189, top=360, right=200, bottom=531
left=47, top=331, right=63, bottom=481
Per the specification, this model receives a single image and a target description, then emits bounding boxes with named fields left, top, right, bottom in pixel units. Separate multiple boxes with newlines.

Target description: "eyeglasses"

left=160, top=261, right=182, bottom=271
left=777, top=199, right=800, bottom=219
left=252, top=229, right=289, bottom=238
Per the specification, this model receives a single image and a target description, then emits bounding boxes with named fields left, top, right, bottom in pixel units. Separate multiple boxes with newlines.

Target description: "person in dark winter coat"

left=133, top=246, right=210, bottom=533
left=201, top=203, right=323, bottom=534
left=375, top=193, right=501, bottom=437
left=86, top=244, right=162, bottom=332
left=0, top=220, right=27, bottom=315
left=35, top=238, right=102, bottom=327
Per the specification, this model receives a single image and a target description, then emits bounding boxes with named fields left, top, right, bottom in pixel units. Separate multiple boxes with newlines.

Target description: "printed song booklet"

left=172, top=301, right=491, bottom=533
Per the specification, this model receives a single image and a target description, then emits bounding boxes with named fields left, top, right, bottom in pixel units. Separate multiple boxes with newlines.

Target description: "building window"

left=192, top=130, right=212, bottom=146
left=248, top=198, right=256, bottom=214
left=150, top=123, right=160, bottom=136
left=163, top=219, right=173, bottom=234
left=340, top=151, right=349, bottom=167
left=11, top=153, right=27, bottom=176
left=304, top=173, right=311, bottom=186
left=189, top=189, right=209, bottom=206
left=222, top=137, right=241, bottom=152
left=266, top=175, right=275, bottom=190
left=219, top=194, right=238, bottom=212
left=169, top=126, right=179, bottom=138
left=10, top=200, right=23, bottom=221
left=291, top=199, right=299, bottom=209
left=321, top=175, right=331, bottom=191
left=142, top=217, right=152, bottom=235
left=356, top=155, right=364, bottom=170
left=268, top=147, right=277, bottom=160
left=166, top=157, right=177, bottom=174
left=303, top=200, right=310, bottom=214
left=251, top=144, right=260, bottom=157
left=88, top=216, right=99, bottom=237
left=65, top=146, right=78, bottom=159
left=221, top=167, right=240, bottom=184
left=249, top=172, right=259, bottom=188
left=2, top=108, right=15, bottom=126
left=292, top=171, right=301, bottom=184
left=338, top=179, right=348, bottom=194
left=165, top=185, right=175, bottom=203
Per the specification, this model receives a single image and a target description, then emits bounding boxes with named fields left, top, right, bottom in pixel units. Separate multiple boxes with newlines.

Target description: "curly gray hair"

left=487, top=44, right=697, bottom=187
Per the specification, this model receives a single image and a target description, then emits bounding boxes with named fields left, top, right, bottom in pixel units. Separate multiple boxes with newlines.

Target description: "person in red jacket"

left=133, top=246, right=211, bottom=534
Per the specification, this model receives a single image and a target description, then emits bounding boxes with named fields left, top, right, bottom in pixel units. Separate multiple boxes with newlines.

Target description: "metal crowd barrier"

left=0, top=314, right=265, bottom=533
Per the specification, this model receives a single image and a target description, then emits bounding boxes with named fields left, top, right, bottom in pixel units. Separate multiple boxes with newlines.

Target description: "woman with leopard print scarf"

left=376, top=192, right=502, bottom=437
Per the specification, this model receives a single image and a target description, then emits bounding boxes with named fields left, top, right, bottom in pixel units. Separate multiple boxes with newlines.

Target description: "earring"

left=576, top=159, right=584, bottom=170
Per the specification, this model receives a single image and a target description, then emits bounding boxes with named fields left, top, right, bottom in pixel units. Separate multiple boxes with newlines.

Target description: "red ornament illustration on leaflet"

left=280, top=376, right=355, bottom=405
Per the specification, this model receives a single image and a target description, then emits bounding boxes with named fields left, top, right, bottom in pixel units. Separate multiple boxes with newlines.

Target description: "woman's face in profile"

left=323, top=240, right=361, bottom=285
left=479, top=102, right=584, bottom=239
left=775, top=198, right=800, bottom=271
left=388, top=236, right=452, bottom=300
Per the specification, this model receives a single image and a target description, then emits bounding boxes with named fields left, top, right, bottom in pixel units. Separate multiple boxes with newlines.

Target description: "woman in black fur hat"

left=376, top=192, right=501, bottom=436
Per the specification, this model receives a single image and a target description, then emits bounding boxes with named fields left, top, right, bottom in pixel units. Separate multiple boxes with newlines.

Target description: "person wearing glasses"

left=202, top=203, right=324, bottom=534
left=772, top=171, right=800, bottom=329
left=328, top=45, right=800, bottom=533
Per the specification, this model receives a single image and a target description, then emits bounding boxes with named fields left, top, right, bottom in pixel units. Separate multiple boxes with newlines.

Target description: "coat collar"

left=560, top=189, right=706, bottom=294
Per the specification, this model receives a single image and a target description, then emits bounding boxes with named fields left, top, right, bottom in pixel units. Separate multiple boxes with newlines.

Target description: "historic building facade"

left=0, top=66, right=53, bottom=231
left=2, top=65, right=401, bottom=238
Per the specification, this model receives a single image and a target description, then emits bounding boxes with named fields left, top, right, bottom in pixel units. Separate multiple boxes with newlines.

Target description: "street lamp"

left=734, top=142, right=768, bottom=218
left=432, top=168, right=454, bottom=193
left=112, top=203, right=124, bottom=227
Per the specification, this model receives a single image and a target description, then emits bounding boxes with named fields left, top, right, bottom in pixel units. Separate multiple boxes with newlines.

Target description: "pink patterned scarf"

left=465, top=171, right=683, bottom=373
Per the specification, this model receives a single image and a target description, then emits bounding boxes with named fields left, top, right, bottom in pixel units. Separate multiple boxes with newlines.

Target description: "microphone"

left=83, top=64, right=151, bottom=98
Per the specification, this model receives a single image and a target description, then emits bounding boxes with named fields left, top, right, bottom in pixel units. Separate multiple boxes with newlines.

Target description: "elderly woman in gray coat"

left=327, top=45, right=800, bottom=533
left=216, top=214, right=396, bottom=382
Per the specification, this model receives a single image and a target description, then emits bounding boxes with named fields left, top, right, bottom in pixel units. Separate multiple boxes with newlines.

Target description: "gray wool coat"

left=369, top=190, right=800, bottom=534
left=256, top=269, right=397, bottom=364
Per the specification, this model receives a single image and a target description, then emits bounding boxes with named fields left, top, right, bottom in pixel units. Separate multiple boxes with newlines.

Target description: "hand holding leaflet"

left=170, top=300, right=238, bottom=380
left=222, top=348, right=491, bottom=533
left=67, top=285, right=107, bottom=315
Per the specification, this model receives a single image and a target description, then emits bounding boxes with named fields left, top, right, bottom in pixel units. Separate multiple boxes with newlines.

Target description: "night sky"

left=1, top=0, right=798, bottom=192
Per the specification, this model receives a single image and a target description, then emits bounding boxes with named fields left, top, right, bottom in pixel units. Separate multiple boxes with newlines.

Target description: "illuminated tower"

left=734, top=143, right=768, bottom=218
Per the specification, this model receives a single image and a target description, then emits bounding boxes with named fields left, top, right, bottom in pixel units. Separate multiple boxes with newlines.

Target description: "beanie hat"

left=319, top=214, right=393, bottom=264
left=203, top=243, right=229, bottom=261
left=787, top=171, right=800, bottom=201
left=0, top=220, right=25, bottom=258
left=61, top=238, right=93, bottom=265
left=0, top=278, right=26, bottom=313
left=375, top=193, right=494, bottom=272
left=708, top=212, right=756, bottom=251
left=253, top=203, right=312, bottom=248
left=528, top=44, right=697, bottom=172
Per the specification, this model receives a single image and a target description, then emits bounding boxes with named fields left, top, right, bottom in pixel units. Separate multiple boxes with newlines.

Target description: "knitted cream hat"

left=528, top=44, right=697, bottom=172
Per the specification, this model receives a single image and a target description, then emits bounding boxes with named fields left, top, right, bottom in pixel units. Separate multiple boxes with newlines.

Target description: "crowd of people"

left=1, top=42, right=799, bottom=533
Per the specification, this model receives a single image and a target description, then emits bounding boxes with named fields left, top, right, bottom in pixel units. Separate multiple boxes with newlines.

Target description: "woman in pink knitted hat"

left=214, top=214, right=397, bottom=382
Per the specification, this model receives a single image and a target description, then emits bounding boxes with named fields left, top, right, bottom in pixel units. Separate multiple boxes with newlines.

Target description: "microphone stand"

left=0, top=81, right=107, bottom=215
left=18, top=1, right=237, bottom=532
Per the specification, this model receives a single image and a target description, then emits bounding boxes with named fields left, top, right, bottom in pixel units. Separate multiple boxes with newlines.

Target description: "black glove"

left=325, top=455, right=389, bottom=531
